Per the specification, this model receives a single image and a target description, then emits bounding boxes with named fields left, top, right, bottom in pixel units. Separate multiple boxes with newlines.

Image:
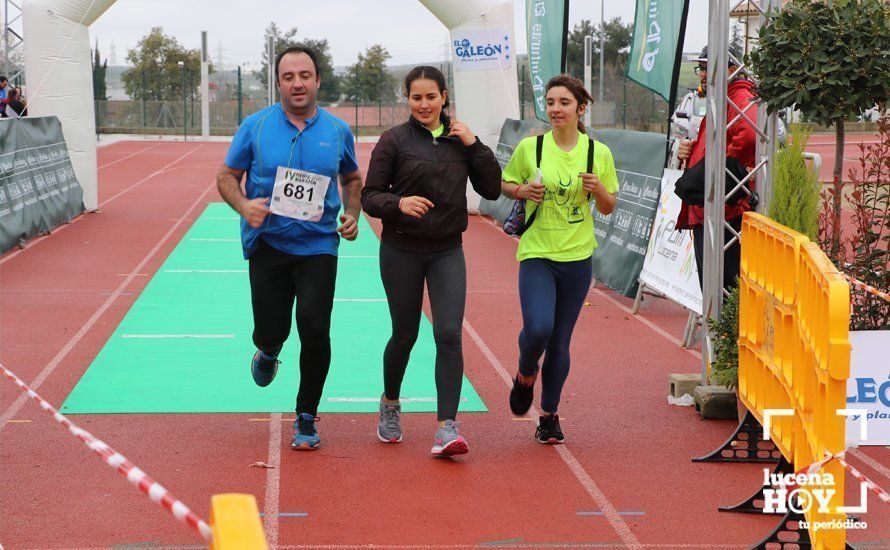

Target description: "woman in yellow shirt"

left=501, top=75, right=619, bottom=443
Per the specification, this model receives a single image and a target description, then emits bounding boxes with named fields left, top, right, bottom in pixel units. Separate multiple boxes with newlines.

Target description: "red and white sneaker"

left=431, top=420, right=468, bottom=457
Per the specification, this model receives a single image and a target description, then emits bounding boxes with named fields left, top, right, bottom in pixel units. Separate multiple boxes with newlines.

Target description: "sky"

left=89, top=0, right=712, bottom=70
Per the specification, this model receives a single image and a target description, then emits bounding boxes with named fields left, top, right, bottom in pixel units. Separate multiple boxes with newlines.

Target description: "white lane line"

left=263, top=412, right=282, bottom=548
left=0, top=144, right=206, bottom=268
left=100, top=144, right=206, bottom=209
left=97, top=142, right=163, bottom=170
left=121, top=334, right=235, bottom=339
left=326, top=397, right=469, bottom=403
left=589, top=287, right=701, bottom=359
left=462, top=318, right=643, bottom=549
left=849, top=448, right=890, bottom=482
left=0, top=180, right=217, bottom=430
left=165, top=269, right=246, bottom=273
left=578, top=510, right=646, bottom=516
left=477, top=215, right=700, bottom=359
left=189, top=238, right=240, bottom=242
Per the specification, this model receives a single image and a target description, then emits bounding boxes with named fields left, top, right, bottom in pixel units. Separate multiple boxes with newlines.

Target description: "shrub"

left=769, top=125, right=820, bottom=240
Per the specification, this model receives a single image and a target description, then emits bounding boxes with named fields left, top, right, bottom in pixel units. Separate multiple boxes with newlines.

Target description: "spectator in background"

left=676, top=44, right=758, bottom=291
left=4, top=89, right=26, bottom=118
left=0, top=76, right=8, bottom=117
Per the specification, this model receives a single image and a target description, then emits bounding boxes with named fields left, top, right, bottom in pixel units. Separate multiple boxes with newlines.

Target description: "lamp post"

left=178, top=61, right=186, bottom=141
left=599, top=0, right=605, bottom=103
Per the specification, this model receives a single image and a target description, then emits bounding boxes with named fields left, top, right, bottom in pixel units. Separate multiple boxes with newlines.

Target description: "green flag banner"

left=627, top=0, right=689, bottom=101
left=526, top=0, right=568, bottom=122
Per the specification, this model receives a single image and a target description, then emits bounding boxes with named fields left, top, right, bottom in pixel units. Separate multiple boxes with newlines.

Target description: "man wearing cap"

left=676, top=44, right=758, bottom=291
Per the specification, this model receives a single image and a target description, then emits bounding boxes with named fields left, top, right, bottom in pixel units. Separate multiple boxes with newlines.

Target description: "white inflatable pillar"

left=419, top=0, right=520, bottom=212
left=23, top=0, right=118, bottom=212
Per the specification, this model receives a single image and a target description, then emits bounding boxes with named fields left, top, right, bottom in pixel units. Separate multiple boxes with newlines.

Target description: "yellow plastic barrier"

left=210, top=494, right=268, bottom=550
left=738, top=213, right=850, bottom=549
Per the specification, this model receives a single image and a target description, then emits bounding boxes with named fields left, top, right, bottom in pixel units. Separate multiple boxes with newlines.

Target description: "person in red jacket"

left=677, top=44, right=757, bottom=290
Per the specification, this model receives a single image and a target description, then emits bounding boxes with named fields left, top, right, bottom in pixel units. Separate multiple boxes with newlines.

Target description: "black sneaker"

left=509, top=374, right=535, bottom=415
left=535, top=414, right=565, bottom=444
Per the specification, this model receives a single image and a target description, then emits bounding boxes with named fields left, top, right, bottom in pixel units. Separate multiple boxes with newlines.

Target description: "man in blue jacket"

left=216, top=46, right=363, bottom=451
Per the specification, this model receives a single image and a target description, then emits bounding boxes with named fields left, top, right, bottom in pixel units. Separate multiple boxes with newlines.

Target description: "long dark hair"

left=545, top=74, right=594, bottom=133
left=404, top=65, right=450, bottom=111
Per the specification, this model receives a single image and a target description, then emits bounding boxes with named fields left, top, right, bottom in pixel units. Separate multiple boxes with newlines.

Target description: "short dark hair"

left=7, top=89, right=16, bottom=99
left=404, top=65, right=450, bottom=110
left=274, top=46, right=320, bottom=83
left=0, top=76, right=7, bottom=83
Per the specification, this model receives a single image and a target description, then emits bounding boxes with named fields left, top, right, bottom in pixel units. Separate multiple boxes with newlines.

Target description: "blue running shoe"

left=292, top=413, right=321, bottom=450
left=250, top=348, right=280, bottom=387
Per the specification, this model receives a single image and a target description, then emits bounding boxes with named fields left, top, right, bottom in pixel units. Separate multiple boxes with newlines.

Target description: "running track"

left=806, top=132, right=880, bottom=184
left=1, top=140, right=888, bottom=548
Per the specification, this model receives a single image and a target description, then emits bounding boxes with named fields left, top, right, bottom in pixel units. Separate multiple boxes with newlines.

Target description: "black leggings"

left=248, top=240, right=337, bottom=416
left=692, top=217, right=743, bottom=291
left=379, top=242, right=466, bottom=421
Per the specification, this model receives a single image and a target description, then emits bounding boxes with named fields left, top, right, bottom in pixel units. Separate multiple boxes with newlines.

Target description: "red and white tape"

left=845, top=275, right=890, bottom=303
left=0, top=362, right=213, bottom=541
left=831, top=450, right=890, bottom=504
left=779, top=450, right=890, bottom=507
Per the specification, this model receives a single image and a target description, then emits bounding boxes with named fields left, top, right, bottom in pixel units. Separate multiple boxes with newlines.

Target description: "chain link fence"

left=95, top=64, right=673, bottom=136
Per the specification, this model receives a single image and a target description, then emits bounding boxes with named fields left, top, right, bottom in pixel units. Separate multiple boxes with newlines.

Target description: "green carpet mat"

left=61, top=203, right=488, bottom=414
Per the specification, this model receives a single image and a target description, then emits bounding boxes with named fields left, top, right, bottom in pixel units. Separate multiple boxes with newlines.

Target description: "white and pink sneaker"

left=431, top=420, right=468, bottom=457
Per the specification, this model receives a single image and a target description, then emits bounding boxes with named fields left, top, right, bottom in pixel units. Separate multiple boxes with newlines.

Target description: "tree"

left=730, top=23, right=744, bottom=58
left=749, top=0, right=890, bottom=256
left=565, top=18, right=632, bottom=82
left=342, top=45, right=396, bottom=103
left=598, top=17, right=632, bottom=68
left=565, top=19, right=595, bottom=80
left=121, top=27, right=202, bottom=101
left=256, top=23, right=341, bottom=102
left=92, top=40, right=107, bottom=101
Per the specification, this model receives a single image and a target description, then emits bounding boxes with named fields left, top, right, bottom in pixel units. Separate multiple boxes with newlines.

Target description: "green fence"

left=95, top=99, right=419, bottom=136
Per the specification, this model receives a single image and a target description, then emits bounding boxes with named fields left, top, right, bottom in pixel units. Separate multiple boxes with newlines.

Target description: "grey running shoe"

left=377, top=400, right=402, bottom=443
left=431, top=420, right=468, bottom=457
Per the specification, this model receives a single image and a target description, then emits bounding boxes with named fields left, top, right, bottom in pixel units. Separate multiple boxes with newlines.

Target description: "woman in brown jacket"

left=361, top=65, right=501, bottom=457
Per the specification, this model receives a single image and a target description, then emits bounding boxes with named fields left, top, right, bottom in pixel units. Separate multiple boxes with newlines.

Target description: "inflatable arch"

left=23, top=0, right=520, bottom=211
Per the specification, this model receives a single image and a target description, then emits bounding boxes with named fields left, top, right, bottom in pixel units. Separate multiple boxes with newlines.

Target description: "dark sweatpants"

left=691, top=216, right=743, bottom=291
left=379, top=241, right=466, bottom=421
left=248, top=240, right=337, bottom=416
